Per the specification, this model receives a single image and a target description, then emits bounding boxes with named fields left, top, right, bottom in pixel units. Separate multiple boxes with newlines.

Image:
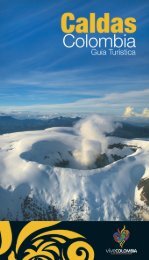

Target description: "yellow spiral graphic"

left=0, top=222, right=12, bottom=255
left=67, top=240, right=95, bottom=260
left=0, top=221, right=95, bottom=260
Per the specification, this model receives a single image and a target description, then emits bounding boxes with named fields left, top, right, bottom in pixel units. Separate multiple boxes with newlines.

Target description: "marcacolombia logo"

left=106, top=225, right=137, bottom=255
left=113, top=225, right=130, bottom=248
left=0, top=221, right=95, bottom=259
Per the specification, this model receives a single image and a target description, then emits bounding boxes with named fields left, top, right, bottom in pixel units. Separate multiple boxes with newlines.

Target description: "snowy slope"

left=0, top=119, right=149, bottom=221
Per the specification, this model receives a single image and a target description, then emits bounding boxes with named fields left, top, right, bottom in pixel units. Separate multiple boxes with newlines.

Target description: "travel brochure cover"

left=0, top=0, right=148, bottom=259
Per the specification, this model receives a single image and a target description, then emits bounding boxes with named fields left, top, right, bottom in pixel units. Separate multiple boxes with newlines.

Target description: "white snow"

left=0, top=122, right=149, bottom=220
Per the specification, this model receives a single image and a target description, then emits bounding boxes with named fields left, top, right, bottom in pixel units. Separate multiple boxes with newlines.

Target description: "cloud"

left=123, top=106, right=149, bottom=118
left=0, top=89, right=148, bottom=115
left=123, top=106, right=135, bottom=117
left=142, top=108, right=149, bottom=117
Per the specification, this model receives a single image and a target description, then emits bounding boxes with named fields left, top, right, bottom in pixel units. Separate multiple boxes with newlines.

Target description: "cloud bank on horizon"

left=124, top=106, right=149, bottom=118
left=0, top=89, right=148, bottom=118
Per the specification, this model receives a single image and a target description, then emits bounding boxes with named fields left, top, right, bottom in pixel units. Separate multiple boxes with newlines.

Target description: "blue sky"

left=0, top=0, right=149, bottom=115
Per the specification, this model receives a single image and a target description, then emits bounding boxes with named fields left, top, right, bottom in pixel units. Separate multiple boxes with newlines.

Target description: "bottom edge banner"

left=0, top=221, right=148, bottom=259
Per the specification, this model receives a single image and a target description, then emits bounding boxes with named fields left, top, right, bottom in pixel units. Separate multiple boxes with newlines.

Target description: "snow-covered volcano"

left=0, top=115, right=149, bottom=221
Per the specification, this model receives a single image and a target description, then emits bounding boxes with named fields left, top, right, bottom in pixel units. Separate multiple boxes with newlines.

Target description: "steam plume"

left=73, top=115, right=117, bottom=167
